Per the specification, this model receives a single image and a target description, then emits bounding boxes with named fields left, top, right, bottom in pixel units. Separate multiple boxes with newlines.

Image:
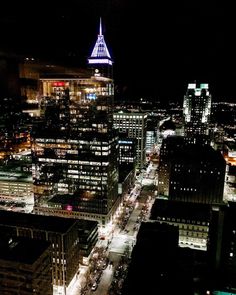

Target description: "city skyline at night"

left=0, top=3, right=236, bottom=295
left=0, top=1, right=235, bottom=101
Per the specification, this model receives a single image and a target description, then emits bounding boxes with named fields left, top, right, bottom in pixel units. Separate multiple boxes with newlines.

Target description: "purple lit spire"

left=88, top=18, right=112, bottom=65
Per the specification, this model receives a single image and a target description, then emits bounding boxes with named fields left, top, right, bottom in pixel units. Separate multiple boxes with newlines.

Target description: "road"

left=69, top=165, right=157, bottom=295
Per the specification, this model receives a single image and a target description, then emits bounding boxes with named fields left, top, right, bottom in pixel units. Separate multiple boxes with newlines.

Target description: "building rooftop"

left=77, top=219, right=98, bottom=233
left=150, top=199, right=211, bottom=221
left=0, top=237, right=50, bottom=264
left=175, top=144, right=226, bottom=164
left=0, top=210, right=78, bottom=233
left=0, top=163, right=32, bottom=183
left=0, top=172, right=32, bottom=183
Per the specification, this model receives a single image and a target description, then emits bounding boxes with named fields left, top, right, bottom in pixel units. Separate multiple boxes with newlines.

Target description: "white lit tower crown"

left=88, top=18, right=113, bottom=79
left=183, top=83, right=212, bottom=137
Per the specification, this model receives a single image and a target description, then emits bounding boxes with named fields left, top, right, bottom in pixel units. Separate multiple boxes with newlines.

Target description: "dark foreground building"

left=158, top=136, right=225, bottom=204
left=150, top=199, right=211, bottom=250
left=0, top=237, right=52, bottom=295
left=122, top=222, right=190, bottom=295
left=0, top=210, right=79, bottom=295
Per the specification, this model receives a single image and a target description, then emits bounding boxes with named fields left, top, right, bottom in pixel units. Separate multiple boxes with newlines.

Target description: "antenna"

left=99, top=17, right=102, bottom=35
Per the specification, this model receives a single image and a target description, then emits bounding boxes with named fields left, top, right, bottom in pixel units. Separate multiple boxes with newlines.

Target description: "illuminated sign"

left=52, top=82, right=65, bottom=87
left=66, top=205, right=73, bottom=211
left=87, top=93, right=96, bottom=100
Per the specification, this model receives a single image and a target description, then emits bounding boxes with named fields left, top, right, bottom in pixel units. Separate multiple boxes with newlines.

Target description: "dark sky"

left=0, top=0, right=235, bottom=101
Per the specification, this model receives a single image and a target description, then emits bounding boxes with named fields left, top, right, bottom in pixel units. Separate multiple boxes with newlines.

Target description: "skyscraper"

left=32, top=20, right=120, bottom=225
left=113, top=111, right=147, bottom=169
left=183, top=83, right=211, bottom=138
left=158, top=136, right=226, bottom=204
left=88, top=18, right=113, bottom=79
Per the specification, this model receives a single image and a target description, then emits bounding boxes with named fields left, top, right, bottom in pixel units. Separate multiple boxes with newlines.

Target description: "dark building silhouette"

left=158, top=135, right=184, bottom=196
left=76, top=219, right=98, bottom=264
left=150, top=199, right=211, bottom=250
left=0, top=210, right=80, bottom=294
left=169, top=144, right=225, bottom=204
left=212, top=202, right=236, bottom=292
left=122, top=222, right=182, bottom=295
left=158, top=136, right=225, bottom=204
left=0, top=236, right=52, bottom=295
left=0, top=54, right=20, bottom=99
left=0, top=54, right=30, bottom=158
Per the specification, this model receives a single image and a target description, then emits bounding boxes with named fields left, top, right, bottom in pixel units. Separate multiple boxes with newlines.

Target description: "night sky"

left=0, top=0, right=235, bottom=101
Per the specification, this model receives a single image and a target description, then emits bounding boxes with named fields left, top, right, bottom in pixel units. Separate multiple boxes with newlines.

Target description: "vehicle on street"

left=91, top=282, right=98, bottom=291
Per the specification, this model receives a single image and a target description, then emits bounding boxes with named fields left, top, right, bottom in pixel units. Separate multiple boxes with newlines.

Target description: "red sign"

left=52, top=82, right=65, bottom=87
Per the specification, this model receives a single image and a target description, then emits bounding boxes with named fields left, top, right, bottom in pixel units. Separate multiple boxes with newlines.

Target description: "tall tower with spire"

left=32, top=19, right=119, bottom=226
left=88, top=18, right=113, bottom=78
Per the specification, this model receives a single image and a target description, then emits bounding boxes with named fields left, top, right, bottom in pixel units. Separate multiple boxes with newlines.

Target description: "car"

left=91, top=282, right=98, bottom=291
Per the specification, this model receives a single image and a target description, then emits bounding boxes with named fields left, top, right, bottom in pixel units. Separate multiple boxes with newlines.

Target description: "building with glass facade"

left=113, top=111, right=147, bottom=169
left=32, top=20, right=120, bottom=225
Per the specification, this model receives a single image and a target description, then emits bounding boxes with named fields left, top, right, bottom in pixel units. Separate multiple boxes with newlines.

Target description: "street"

left=69, top=163, right=157, bottom=295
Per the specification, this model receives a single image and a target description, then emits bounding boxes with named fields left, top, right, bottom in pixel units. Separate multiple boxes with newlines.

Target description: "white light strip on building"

left=88, top=59, right=113, bottom=65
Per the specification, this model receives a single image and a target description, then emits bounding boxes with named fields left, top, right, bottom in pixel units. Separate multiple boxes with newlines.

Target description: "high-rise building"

left=113, top=111, right=147, bottom=169
left=183, top=83, right=211, bottom=138
left=146, top=116, right=158, bottom=155
left=169, top=144, right=225, bottom=205
left=88, top=18, right=113, bottom=79
left=158, top=136, right=226, bottom=204
left=207, top=202, right=236, bottom=292
left=32, top=20, right=119, bottom=225
left=158, top=136, right=184, bottom=196
left=118, top=137, right=136, bottom=167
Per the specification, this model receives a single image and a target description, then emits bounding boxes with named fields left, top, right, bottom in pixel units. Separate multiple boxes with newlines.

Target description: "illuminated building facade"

left=0, top=96, right=30, bottom=160
left=146, top=115, right=158, bottom=154
left=146, top=129, right=156, bottom=154
left=118, top=138, right=136, bottom=166
left=32, top=20, right=119, bottom=225
left=88, top=18, right=113, bottom=78
left=183, top=83, right=211, bottom=137
left=113, top=111, right=147, bottom=169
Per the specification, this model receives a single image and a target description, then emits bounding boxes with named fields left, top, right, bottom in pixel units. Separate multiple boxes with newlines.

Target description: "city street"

left=69, top=164, right=157, bottom=295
